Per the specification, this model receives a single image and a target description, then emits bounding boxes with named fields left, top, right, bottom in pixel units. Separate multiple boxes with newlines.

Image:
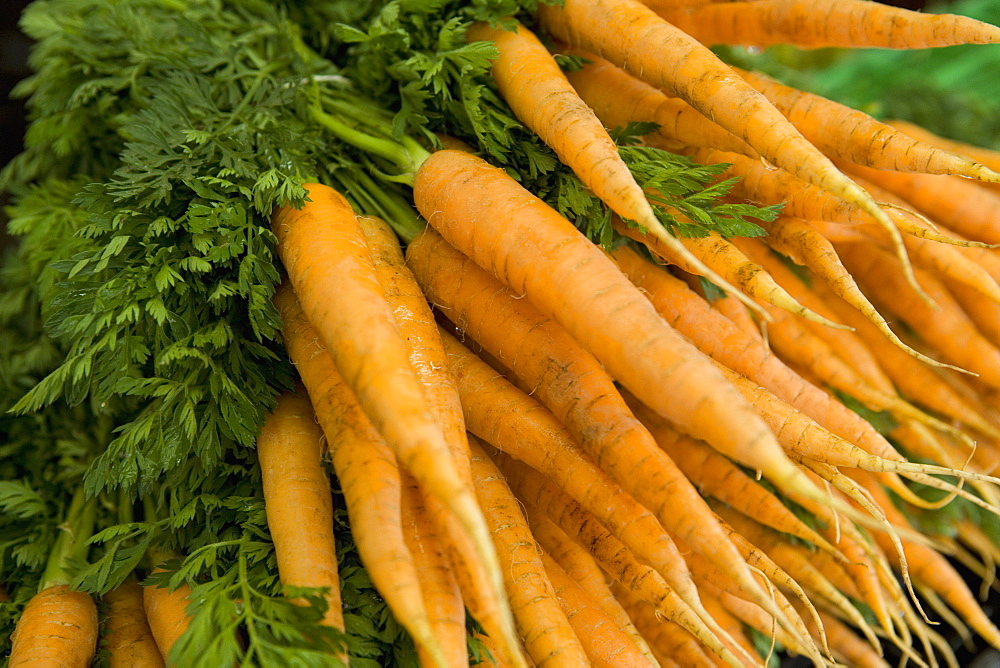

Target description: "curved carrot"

left=8, top=584, right=98, bottom=668
left=756, top=214, right=956, bottom=367
left=611, top=244, right=959, bottom=507
left=645, top=0, right=1000, bottom=49
left=536, top=0, right=904, bottom=253
left=540, top=550, right=656, bottom=667
left=466, top=19, right=753, bottom=307
left=562, top=47, right=758, bottom=158
left=732, top=67, right=1000, bottom=181
left=413, top=148, right=825, bottom=511
left=888, top=119, right=1000, bottom=194
left=104, top=578, right=166, bottom=668
left=468, top=436, right=590, bottom=667
left=275, top=284, right=451, bottom=668
left=635, top=402, right=839, bottom=557
left=258, top=391, right=346, bottom=637
left=406, top=225, right=789, bottom=625
left=271, top=183, right=502, bottom=624
left=143, top=572, right=193, bottom=666
left=685, top=145, right=924, bottom=303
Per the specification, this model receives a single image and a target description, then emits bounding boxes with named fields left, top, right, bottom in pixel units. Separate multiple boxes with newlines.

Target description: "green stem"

left=333, top=169, right=426, bottom=244
left=40, top=486, right=98, bottom=590
left=309, top=104, right=430, bottom=185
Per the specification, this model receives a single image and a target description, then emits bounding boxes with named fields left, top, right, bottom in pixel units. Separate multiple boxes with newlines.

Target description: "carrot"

left=888, top=119, right=1000, bottom=194
left=632, top=397, right=840, bottom=558
left=561, top=47, right=759, bottom=158
left=274, top=284, right=462, bottom=668
left=837, top=241, right=1000, bottom=389
left=400, top=472, right=470, bottom=668
left=468, top=435, right=590, bottom=667
left=675, top=532, right=832, bottom=665
left=731, top=237, right=969, bottom=439
left=406, top=226, right=793, bottom=626
left=271, top=183, right=502, bottom=627
left=644, top=0, right=1000, bottom=49
left=465, top=19, right=741, bottom=301
left=514, top=479, right=749, bottom=668
left=143, top=571, right=193, bottom=666
left=806, top=272, right=1000, bottom=440
left=357, top=215, right=516, bottom=666
left=540, top=550, right=656, bottom=667
left=528, top=513, right=657, bottom=665
left=685, top=146, right=925, bottom=302
left=710, top=506, right=882, bottom=654
left=257, top=390, right=346, bottom=638
left=615, top=584, right=722, bottom=668
left=845, top=162, right=1000, bottom=246
left=414, top=148, right=829, bottom=513
left=535, top=0, right=906, bottom=253
left=731, top=66, right=1000, bottom=181
left=103, top=578, right=166, bottom=668
left=813, top=610, right=891, bottom=668
left=851, top=470, right=1000, bottom=650
left=611, top=244, right=956, bottom=492
left=709, top=291, right=763, bottom=340
left=613, top=218, right=842, bottom=327
left=440, top=326, right=706, bottom=611
left=8, top=585, right=99, bottom=668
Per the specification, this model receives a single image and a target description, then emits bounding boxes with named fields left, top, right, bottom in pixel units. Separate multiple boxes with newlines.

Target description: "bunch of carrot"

left=9, top=0, right=1000, bottom=666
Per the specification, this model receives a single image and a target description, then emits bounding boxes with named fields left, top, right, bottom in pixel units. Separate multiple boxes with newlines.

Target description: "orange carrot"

left=814, top=610, right=891, bottom=668
left=274, top=284, right=461, bottom=668
left=528, top=513, right=657, bottom=664
left=645, top=0, right=1000, bottom=49
left=845, top=162, right=1000, bottom=246
left=633, top=399, right=839, bottom=557
left=8, top=585, right=98, bottom=668
left=414, top=148, right=827, bottom=516
left=466, top=18, right=736, bottom=296
left=535, top=0, right=904, bottom=247
left=468, top=435, right=590, bottom=667
left=613, top=218, right=840, bottom=327
left=888, top=119, right=1000, bottom=194
left=271, top=183, right=501, bottom=621
left=562, top=47, right=758, bottom=158
left=439, top=326, right=706, bottom=614
left=851, top=470, right=1000, bottom=650
left=515, top=479, right=748, bottom=667
left=143, top=572, right=193, bottom=666
left=399, top=472, right=470, bottom=668
left=257, top=390, right=346, bottom=637
left=103, top=578, right=166, bottom=668
left=685, top=146, right=923, bottom=300
left=540, top=550, right=656, bottom=667
left=837, top=241, right=1000, bottom=389
left=406, top=225, right=791, bottom=626
left=806, top=269, right=1000, bottom=440
left=359, top=213, right=482, bottom=667
left=615, top=584, right=722, bottom=668
left=731, top=66, right=1000, bottom=180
